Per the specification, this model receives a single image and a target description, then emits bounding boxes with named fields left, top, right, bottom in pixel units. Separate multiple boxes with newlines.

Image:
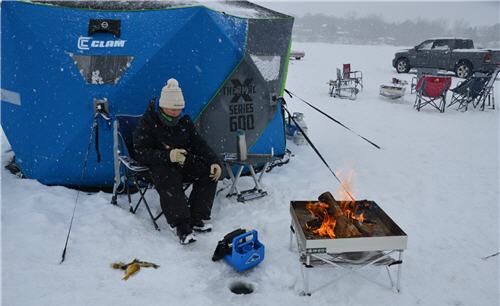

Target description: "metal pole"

left=258, top=162, right=269, bottom=183
left=396, top=250, right=403, bottom=293
left=249, top=165, right=263, bottom=191
left=304, top=254, right=311, bottom=296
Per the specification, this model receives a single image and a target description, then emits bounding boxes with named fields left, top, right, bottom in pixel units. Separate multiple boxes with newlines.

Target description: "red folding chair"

left=414, top=76, right=452, bottom=113
left=343, top=64, right=363, bottom=90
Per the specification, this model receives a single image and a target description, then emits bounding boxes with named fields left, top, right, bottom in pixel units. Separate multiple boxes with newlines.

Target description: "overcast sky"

left=255, top=1, right=500, bottom=27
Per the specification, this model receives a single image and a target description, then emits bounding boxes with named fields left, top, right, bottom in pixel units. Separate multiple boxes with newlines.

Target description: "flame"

left=305, top=201, right=336, bottom=238
left=314, top=214, right=336, bottom=238
left=336, top=170, right=365, bottom=223
left=306, top=201, right=329, bottom=218
left=305, top=169, right=366, bottom=239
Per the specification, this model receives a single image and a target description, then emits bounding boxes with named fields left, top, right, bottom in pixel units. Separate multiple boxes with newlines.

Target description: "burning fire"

left=305, top=202, right=337, bottom=238
left=305, top=170, right=365, bottom=238
left=336, top=170, right=365, bottom=223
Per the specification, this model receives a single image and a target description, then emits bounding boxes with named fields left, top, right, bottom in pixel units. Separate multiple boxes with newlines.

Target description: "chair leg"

left=132, top=181, right=160, bottom=231
left=125, top=176, right=133, bottom=212
left=153, top=211, right=164, bottom=222
left=142, top=196, right=160, bottom=231
left=131, top=186, right=146, bottom=214
left=111, top=181, right=119, bottom=205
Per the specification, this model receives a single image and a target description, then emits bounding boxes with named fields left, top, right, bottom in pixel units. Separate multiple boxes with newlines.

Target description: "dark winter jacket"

left=133, top=101, right=220, bottom=167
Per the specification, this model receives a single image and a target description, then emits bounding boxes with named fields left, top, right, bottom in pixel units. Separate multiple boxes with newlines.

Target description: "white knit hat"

left=159, top=78, right=185, bottom=109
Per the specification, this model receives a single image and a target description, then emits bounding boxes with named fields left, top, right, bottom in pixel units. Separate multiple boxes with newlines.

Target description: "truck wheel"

left=396, top=58, right=410, bottom=73
left=455, top=61, right=472, bottom=78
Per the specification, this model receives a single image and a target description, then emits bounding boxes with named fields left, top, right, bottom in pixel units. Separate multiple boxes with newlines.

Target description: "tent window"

left=69, top=54, right=133, bottom=85
left=250, top=55, right=281, bottom=81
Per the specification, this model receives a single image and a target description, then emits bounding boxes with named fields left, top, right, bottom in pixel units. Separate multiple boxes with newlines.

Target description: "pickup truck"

left=392, top=38, right=500, bottom=78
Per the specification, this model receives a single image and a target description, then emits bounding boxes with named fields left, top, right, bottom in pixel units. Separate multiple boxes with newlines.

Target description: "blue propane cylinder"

left=224, top=230, right=265, bottom=272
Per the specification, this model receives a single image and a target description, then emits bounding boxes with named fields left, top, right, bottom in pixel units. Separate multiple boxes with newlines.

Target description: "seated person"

left=133, top=78, right=222, bottom=245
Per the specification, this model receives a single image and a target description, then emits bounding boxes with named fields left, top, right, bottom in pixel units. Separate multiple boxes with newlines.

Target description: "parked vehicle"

left=290, top=50, right=305, bottom=60
left=392, top=38, right=500, bottom=78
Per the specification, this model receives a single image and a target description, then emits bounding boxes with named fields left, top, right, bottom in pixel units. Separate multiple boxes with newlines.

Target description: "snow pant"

left=150, top=159, right=217, bottom=227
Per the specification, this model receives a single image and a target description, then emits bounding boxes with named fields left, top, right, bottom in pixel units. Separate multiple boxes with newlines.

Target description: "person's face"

left=162, top=107, right=182, bottom=118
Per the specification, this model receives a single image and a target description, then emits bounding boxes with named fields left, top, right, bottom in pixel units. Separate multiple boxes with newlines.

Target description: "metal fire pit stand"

left=289, top=224, right=404, bottom=296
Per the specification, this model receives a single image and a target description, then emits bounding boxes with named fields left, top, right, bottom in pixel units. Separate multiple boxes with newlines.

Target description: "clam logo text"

left=77, top=36, right=126, bottom=50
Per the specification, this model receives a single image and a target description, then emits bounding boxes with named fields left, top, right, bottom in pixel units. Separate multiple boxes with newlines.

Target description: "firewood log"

left=353, top=220, right=373, bottom=236
left=305, top=218, right=322, bottom=230
left=318, top=192, right=361, bottom=238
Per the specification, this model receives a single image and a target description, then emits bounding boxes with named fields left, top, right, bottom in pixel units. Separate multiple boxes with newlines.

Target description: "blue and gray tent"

left=1, top=0, right=294, bottom=187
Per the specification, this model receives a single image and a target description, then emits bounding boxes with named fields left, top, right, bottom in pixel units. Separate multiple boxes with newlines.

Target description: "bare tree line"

left=293, top=14, right=500, bottom=48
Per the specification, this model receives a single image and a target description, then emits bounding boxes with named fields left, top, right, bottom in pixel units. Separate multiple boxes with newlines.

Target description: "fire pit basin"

left=291, top=200, right=407, bottom=254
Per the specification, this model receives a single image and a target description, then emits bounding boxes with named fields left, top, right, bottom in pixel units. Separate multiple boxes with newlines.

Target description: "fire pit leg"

left=289, top=224, right=295, bottom=251
left=300, top=254, right=312, bottom=296
left=396, top=250, right=403, bottom=293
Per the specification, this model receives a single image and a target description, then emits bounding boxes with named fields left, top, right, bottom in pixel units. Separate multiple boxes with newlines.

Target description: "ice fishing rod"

left=60, top=114, right=98, bottom=264
left=284, top=89, right=381, bottom=150
left=282, top=99, right=355, bottom=201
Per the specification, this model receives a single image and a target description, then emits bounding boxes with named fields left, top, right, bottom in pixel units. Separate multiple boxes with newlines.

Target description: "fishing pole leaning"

left=284, top=89, right=381, bottom=149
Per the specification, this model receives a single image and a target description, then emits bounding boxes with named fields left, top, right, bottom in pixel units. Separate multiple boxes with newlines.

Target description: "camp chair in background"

left=448, top=75, right=490, bottom=111
left=448, top=68, right=498, bottom=111
left=474, top=68, right=499, bottom=111
left=410, top=68, right=439, bottom=94
left=328, top=68, right=359, bottom=100
left=414, top=76, right=452, bottom=113
left=343, top=63, right=363, bottom=90
left=110, top=115, right=162, bottom=230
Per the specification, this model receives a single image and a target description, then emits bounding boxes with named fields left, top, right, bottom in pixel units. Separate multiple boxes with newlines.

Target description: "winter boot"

left=170, top=223, right=196, bottom=245
left=191, top=219, right=213, bottom=233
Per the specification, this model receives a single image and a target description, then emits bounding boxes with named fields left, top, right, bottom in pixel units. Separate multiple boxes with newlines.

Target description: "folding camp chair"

left=410, top=68, right=439, bottom=94
left=448, top=68, right=498, bottom=111
left=110, top=115, right=163, bottom=230
left=447, top=75, right=490, bottom=111
left=474, top=68, right=499, bottom=111
left=328, top=68, right=359, bottom=100
left=343, top=63, right=363, bottom=90
left=414, top=76, right=452, bottom=113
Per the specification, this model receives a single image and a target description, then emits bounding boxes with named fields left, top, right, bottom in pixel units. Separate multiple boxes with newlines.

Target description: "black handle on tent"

left=282, top=100, right=355, bottom=201
left=88, top=19, right=121, bottom=38
left=284, top=89, right=381, bottom=149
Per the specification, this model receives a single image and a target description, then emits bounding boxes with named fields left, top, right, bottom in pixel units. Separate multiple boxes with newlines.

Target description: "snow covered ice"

left=2, top=42, right=499, bottom=306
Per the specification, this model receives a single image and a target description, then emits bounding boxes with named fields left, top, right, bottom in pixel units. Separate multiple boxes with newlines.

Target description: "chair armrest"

left=118, top=155, right=150, bottom=172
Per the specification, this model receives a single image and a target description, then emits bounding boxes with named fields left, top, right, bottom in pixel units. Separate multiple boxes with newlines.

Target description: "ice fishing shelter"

left=1, top=0, right=294, bottom=187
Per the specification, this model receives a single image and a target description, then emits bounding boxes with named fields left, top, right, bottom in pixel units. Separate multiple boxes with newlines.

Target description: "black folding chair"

left=448, top=68, right=498, bottom=111
left=110, top=115, right=163, bottom=230
left=474, top=68, right=498, bottom=111
left=448, top=76, right=489, bottom=111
